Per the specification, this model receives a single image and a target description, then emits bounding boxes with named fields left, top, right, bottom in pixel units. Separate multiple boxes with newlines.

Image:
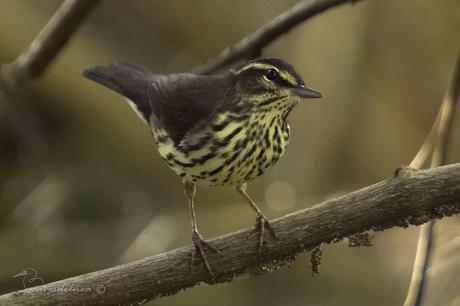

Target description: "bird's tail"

left=83, top=63, right=154, bottom=122
left=82, top=63, right=152, bottom=96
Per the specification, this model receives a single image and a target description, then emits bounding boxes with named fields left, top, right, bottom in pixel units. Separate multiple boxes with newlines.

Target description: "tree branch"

left=1, top=163, right=460, bottom=305
left=403, top=48, right=460, bottom=306
left=192, top=0, right=362, bottom=74
left=0, top=0, right=101, bottom=159
left=1, top=0, right=100, bottom=86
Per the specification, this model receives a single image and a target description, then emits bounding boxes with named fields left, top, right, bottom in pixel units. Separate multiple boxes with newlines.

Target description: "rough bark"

left=1, top=163, right=459, bottom=306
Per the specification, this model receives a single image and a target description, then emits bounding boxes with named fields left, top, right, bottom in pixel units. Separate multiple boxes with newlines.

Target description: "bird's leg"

left=184, top=181, right=219, bottom=276
left=236, top=183, right=278, bottom=251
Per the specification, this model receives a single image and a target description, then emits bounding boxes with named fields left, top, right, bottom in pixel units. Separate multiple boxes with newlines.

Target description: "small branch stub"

left=394, top=165, right=417, bottom=179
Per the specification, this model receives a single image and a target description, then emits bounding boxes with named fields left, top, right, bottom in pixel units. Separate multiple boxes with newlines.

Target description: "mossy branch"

left=1, top=163, right=460, bottom=305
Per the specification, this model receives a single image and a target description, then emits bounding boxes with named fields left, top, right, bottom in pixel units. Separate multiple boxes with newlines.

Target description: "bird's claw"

left=252, top=213, right=278, bottom=252
left=191, top=230, right=220, bottom=277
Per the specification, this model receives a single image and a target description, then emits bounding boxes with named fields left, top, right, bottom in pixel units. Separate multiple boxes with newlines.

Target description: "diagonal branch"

left=192, top=0, right=362, bottom=74
left=0, top=0, right=101, bottom=159
left=403, top=48, right=460, bottom=306
left=1, top=163, right=460, bottom=306
left=1, top=0, right=101, bottom=86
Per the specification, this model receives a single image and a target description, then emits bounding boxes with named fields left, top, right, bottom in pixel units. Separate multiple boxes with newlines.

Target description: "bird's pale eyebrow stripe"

left=278, top=70, right=298, bottom=87
left=232, top=63, right=278, bottom=74
left=232, top=63, right=299, bottom=87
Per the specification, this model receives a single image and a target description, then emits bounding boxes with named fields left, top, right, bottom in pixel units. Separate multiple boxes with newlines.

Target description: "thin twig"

left=404, top=221, right=435, bottom=306
left=1, top=163, right=459, bottom=305
left=403, top=49, right=460, bottom=306
left=192, top=0, right=362, bottom=74
left=1, top=0, right=101, bottom=86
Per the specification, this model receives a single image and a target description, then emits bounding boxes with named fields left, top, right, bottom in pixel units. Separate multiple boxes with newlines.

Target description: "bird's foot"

left=191, top=230, right=220, bottom=277
left=252, top=213, right=278, bottom=252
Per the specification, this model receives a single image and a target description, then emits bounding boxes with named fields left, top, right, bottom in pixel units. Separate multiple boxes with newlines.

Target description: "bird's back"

left=83, top=63, right=228, bottom=144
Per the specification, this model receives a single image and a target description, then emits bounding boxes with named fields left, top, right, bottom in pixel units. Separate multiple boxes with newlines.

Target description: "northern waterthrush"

left=83, top=58, right=322, bottom=275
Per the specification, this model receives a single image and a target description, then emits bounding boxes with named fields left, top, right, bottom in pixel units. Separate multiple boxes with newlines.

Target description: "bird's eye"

left=264, top=69, right=278, bottom=81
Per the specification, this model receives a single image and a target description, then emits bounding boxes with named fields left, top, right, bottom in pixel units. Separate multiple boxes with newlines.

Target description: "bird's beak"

left=291, top=85, right=323, bottom=99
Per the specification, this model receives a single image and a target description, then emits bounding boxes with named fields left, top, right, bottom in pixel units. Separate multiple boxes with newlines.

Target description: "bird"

left=82, top=58, right=322, bottom=276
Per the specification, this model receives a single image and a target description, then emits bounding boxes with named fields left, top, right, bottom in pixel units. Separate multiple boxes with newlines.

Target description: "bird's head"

left=229, top=58, right=322, bottom=110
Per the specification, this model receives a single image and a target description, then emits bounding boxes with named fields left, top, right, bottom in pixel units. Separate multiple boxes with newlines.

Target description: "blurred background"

left=0, top=0, right=459, bottom=305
